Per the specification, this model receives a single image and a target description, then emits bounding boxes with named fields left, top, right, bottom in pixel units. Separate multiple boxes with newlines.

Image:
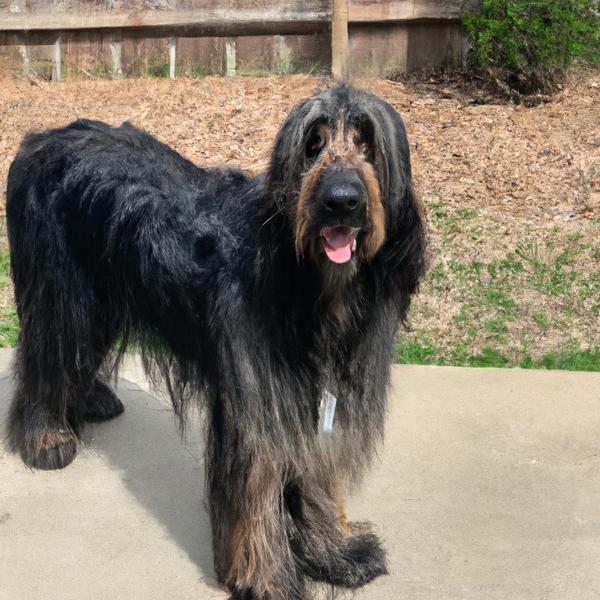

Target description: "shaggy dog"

left=5, top=84, right=425, bottom=600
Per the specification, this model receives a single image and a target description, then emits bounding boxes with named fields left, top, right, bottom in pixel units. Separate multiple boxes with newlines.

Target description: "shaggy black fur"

left=5, top=84, right=426, bottom=600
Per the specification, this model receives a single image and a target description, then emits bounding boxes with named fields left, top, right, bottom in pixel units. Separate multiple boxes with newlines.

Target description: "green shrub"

left=462, top=0, right=600, bottom=93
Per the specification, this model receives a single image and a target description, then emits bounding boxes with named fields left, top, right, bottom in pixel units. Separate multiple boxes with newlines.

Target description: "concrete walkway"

left=1, top=347, right=600, bottom=600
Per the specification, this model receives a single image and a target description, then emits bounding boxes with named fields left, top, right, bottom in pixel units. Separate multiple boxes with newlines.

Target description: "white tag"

left=319, top=389, right=337, bottom=434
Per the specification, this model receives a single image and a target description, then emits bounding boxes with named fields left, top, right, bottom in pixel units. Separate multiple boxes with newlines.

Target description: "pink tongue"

left=322, top=226, right=354, bottom=264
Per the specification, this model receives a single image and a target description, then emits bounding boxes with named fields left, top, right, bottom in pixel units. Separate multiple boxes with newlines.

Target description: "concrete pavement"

left=1, top=348, right=600, bottom=600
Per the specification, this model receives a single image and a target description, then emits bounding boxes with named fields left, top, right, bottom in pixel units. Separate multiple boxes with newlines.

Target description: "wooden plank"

left=0, top=9, right=331, bottom=34
left=331, top=0, right=348, bottom=79
left=0, top=3, right=460, bottom=36
left=348, top=0, right=461, bottom=23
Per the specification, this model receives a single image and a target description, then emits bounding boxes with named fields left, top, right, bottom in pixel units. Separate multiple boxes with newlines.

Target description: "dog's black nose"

left=324, top=184, right=362, bottom=216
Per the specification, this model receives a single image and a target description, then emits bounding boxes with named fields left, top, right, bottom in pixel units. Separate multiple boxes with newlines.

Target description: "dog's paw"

left=301, top=527, right=387, bottom=588
left=14, top=426, right=79, bottom=470
left=84, top=380, right=124, bottom=422
left=229, top=589, right=256, bottom=600
left=335, top=531, right=388, bottom=587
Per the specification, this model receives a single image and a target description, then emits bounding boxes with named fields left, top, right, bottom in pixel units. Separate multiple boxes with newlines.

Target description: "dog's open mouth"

left=321, top=226, right=358, bottom=264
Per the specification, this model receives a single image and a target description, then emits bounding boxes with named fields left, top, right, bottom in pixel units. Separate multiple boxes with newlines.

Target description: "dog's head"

left=261, top=84, right=424, bottom=297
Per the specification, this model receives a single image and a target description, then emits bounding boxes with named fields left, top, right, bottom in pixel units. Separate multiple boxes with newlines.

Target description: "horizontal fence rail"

left=0, top=2, right=461, bottom=36
left=0, top=9, right=332, bottom=37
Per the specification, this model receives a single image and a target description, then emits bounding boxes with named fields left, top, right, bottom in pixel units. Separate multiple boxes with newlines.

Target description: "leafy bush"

left=462, top=0, right=600, bottom=94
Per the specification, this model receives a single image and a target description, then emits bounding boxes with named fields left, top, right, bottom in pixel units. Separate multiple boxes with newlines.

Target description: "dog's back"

left=7, top=119, right=249, bottom=290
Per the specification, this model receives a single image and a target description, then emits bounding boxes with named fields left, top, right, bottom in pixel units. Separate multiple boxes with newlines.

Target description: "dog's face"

left=295, top=114, right=385, bottom=268
left=265, top=84, right=415, bottom=287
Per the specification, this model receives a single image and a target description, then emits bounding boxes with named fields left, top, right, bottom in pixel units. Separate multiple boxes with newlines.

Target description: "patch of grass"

left=0, top=251, right=10, bottom=288
left=539, top=348, right=600, bottom=371
left=394, top=338, right=438, bottom=365
left=532, top=311, right=549, bottom=330
left=29, top=60, right=54, bottom=81
left=428, top=203, right=485, bottom=242
left=395, top=340, right=600, bottom=371
left=0, top=309, right=19, bottom=347
left=403, top=212, right=599, bottom=372
left=465, top=347, right=512, bottom=368
left=147, top=56, right=170, bottom=78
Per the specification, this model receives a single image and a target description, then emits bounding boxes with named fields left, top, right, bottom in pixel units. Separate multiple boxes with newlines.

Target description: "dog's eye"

left=354, top=132, right=374, bottom=163
left=357, top=137, right=370, bottom=155
left=305, top=131, right=325, bottom=159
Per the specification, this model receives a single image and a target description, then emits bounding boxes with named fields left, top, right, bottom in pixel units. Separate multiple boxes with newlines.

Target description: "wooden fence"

left=0, top=1, right=465, bottom=80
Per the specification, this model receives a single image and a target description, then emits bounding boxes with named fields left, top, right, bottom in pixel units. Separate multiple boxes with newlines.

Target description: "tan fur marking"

left=360, top=161, right=386, bottom=260
left=334, top=480, right=352, bottom=536
left=39, top=428, right=78, bottom=451
left=225, top=466, right=287, bottom=596
left=226, top=517, right=254, bottom=589
left=295, top=153, right=331, bottom=258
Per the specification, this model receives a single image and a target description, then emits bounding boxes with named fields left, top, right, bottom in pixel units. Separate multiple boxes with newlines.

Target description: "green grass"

left=398, top=197, right=600, bottom=372
left=0, top=310, right=19, bottom=348
left=536, top=347, right=600, bottom=371
left=395, top=340, right=600, bottom=371
left=0, top=251, right=17, bottom=347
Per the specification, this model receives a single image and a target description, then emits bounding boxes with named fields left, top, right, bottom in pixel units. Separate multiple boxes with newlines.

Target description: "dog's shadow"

left=81, top=376, right=219, bottom=589
left=0, top=367, right=361, bottom=600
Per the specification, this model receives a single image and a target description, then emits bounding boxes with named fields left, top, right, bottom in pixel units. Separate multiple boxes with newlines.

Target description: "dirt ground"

left=0, top=70, right=598, bottom=363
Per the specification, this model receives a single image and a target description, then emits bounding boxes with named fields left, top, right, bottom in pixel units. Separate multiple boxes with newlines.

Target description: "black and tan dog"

left=5, top=84, right=426, bottom=600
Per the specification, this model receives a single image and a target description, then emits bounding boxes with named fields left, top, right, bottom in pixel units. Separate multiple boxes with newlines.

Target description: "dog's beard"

left=318, top=248, right=359, bottom=296
left=298, top=226, right=362, bottom=297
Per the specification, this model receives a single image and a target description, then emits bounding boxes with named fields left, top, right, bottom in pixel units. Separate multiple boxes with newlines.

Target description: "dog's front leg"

left=288, top=477, right=388, bottom=589
left=207, top=438, right=304, bottom=600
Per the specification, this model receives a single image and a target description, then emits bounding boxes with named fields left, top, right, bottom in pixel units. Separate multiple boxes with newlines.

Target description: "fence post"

left=109, top=31, right=122, bottom=78
left=225, top=37, right=236, bottom=76
left=18, top=37, right=30, bottom=75
left=168, top=36, right=176, bottom=78
left=52, top=36, right=61, bottom=81
left=331, top=0, right=348, bottom=78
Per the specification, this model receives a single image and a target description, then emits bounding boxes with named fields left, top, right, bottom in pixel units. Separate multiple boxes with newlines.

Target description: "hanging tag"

left=319, top=389, right=337, bottom=434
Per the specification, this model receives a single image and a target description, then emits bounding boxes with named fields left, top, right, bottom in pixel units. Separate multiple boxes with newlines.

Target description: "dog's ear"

left=366, top=99, right=426, bottom=313
left=267, top=100, right=309, bottom=202
left=362, top=99, right=412, bottom=228
left=259, top=97, right=318, bottom=265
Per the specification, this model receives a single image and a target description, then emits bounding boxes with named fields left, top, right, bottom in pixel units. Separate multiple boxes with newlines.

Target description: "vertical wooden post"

left=274, top=35, right=292, bottom=74
left=225, top=37, right=236, bottom=77
left=18, top=38, right=30, bottom=75
left=109, top=31, right=122, bottom=79
left=331, top=0, right=349, bottom=79
left=168, top=36, right=176, bottom=79
left=52, top=36, right=61, bottom=81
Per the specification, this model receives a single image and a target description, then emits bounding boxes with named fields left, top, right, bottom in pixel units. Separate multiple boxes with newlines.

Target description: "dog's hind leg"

left=83, top=379, right=124, bottom=423
left=83, top=329, right=125, bottom=425
left=8, top=334, right=82, bottom=470
left=7, top=299, right=117, bottom=470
